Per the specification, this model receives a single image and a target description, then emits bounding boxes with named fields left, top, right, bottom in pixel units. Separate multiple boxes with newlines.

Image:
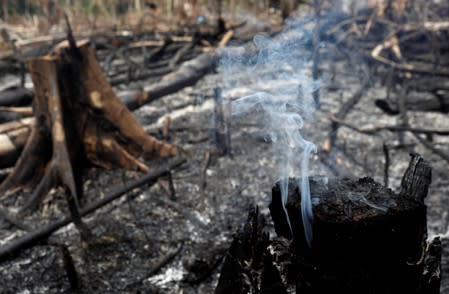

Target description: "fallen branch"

left=0, top=157, right=186, bottom=261
left=323, top=77, right=369, bottom=152
left=0, top=46, right=202, bottom=170
left=412, top=133, right=449, bottom=164
left=121, top=52, right=216, bottom=111
left=126, top=241, right=184, bottom=289
left=328, top=115, right=449, bottom=136
left=0, top=88, right=33, bottom=107
left=375, top=94, right=449, bottom=114
left=0, top=205, right=31, bottom=231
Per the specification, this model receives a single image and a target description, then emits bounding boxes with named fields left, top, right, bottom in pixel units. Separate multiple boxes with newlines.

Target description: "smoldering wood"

left=217, top=154, right=440, bottom=293
left=0, top=157, right=185, bottom=262
left=268, top=153, right=437, bottom=293
left=215, top=206, right=272, bottom=294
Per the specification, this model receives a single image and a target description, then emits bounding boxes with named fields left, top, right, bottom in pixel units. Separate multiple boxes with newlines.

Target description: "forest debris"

left=126, top=241, right=184, bottom=289
left=218, top=30, right=234, bottom=48
left=162, top=116, right=171, bottom=140
left=382, top=142, right=390, bottom=187
left=121, top=52, right=216, bottom=110
left=375, top=94, right=449, bottom=114
left=399, top=153, right=432, bottom=202
left=215, top=206, right=272, bottom=293
left=0, top=35, right=181, bottom=241
left=213, top=88, right=232, bottom=156
left=60, top=245, right=79, bottom=290
left=412, top=133, right=449, bottom=164
left=0, top=106, right=33, bottom=116
left=0, top=88, right=33, bottom=107
left=328, top=115, right=449, bottom=136
left=0, top=205, right=31, bottom=231
left=260, top=154, right=437, bottom=292
left=327, top=76, right=370, bottom=151
left=0, top=157, right=186, bottom=262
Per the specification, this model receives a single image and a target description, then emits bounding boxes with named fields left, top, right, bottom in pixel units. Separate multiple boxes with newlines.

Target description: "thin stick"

left=0, top=205, right=32, bottom=231
left=413, top=133, right=449, bottom=163
left=382, top=142, right=390, bottom=187
left=0, top=158, right=186, bottom=261
left=327, top=77, right=369, bottom=149
left=200, top=150, right=211, bottom=194
left=328, top=116, right=449, bottom=136
left=126, top=242, right=184, bottom=288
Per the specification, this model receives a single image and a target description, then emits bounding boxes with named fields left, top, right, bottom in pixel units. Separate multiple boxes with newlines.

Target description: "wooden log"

left=0, top=106, right=33, bottom=124
left=268, top=153, right=438, bottom=293
left=0, top=118, right=33, bottom=168
left=375, top=94, right=449, bottom=114
left=120, top=52, right=216, bottom=111
left=0, top=87, right=33, bottom=107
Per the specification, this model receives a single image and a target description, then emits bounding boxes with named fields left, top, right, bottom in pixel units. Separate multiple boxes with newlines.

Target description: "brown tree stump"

left=0, top=37, right=178, bottom=233
left=217, top=154, right=441, bottom=293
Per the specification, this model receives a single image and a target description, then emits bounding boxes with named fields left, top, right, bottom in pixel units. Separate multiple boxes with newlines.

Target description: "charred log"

left=375, top=94, right=449, bottom=114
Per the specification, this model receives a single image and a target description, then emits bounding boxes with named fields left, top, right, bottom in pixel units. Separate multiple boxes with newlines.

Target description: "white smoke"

left=219, top=25, right=319, bottom=246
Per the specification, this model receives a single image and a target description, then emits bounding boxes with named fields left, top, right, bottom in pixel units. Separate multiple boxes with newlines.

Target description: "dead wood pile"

left=308, top=0, right=449, bottom=171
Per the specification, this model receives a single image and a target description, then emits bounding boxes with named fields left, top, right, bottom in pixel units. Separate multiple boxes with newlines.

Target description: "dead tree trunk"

left=0, top=39, right=178, bottom=216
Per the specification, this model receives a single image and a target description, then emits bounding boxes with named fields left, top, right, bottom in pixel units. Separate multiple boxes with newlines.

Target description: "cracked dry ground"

left=0, top=52, right=448, bottom=293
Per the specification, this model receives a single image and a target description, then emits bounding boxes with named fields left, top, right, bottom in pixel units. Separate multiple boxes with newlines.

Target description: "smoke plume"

left=218, top=22, right=319, bottom=246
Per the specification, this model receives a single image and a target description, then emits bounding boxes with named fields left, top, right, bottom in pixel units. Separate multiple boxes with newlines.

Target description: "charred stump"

left=215, top=206, right=275, bottom=294
left=0, top=37, right=178, bottom=231
left=217, top=154, right=440, bottom=293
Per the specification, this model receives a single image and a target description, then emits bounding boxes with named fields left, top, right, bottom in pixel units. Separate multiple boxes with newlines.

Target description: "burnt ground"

left=0, top=26, right=448, bottom=294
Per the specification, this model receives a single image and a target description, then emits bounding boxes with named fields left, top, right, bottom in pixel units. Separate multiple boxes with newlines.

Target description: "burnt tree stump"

left=269, top=153, right=438, bottom=293
left=217, top=154, right=440, bottom=293
left=0, top=36, right=178, bottom=234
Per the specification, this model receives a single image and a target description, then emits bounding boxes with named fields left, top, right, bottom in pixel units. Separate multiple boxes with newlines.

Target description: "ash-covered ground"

left=0, top=20, right=448, bottom=294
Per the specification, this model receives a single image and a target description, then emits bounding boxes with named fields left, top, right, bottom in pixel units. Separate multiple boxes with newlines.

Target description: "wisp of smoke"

left=219, top=28, right=318, bottom=247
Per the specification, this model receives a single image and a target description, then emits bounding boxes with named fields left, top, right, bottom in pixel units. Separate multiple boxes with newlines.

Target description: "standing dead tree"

left=0, top=33, right=178, bottom=233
